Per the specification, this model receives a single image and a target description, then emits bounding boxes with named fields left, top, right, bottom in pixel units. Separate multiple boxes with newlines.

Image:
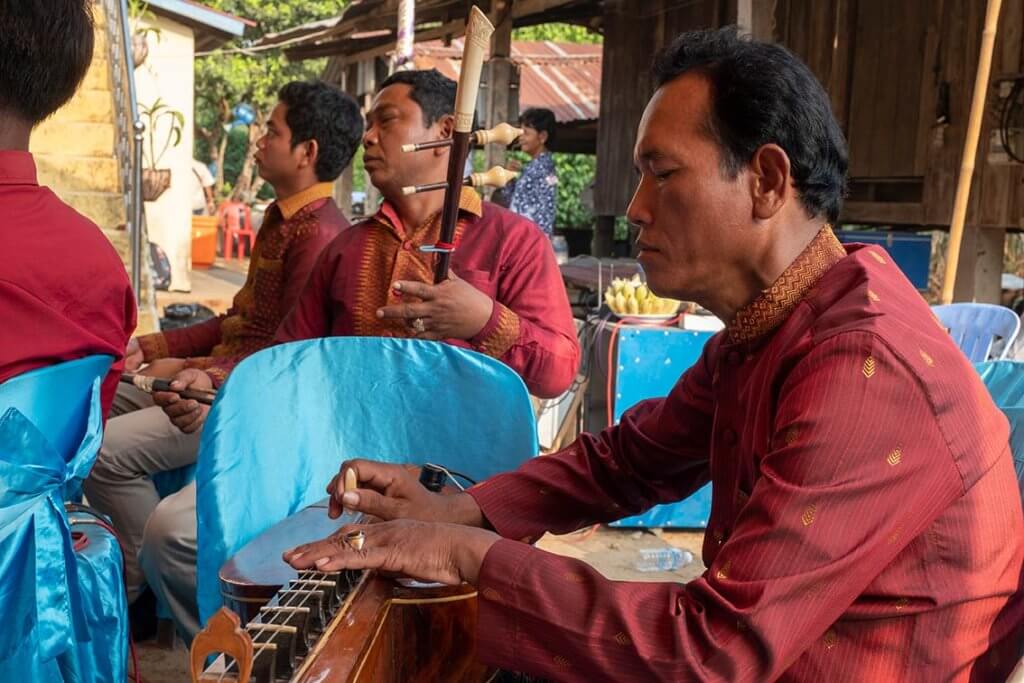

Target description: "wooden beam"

left=840, top=201, right=926, bottom=226
left=290, top=18, right=466, bottom=62
left=485, top=1, right=515, bottom=176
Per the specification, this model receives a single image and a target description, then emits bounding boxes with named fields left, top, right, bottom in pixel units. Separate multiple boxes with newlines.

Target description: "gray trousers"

left=140, top=482, right=200, bottom=639
left=82, top=383, right=202, bottom=636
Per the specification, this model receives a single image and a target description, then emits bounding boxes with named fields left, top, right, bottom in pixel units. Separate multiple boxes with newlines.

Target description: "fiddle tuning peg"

left=469, top=165, right=518, bottom=189
left=473, top=122, right=523, bottom=146
left=401, top=122, right=524, bottom=153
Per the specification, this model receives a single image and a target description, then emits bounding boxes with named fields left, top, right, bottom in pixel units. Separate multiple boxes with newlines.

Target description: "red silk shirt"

left=137, top=183, right=346, bottom=385
left=469, top=227, right=1024, bottom=681
left=276, top=188, right=579, bottom=398
left=0, top=151, right=135, bottom=417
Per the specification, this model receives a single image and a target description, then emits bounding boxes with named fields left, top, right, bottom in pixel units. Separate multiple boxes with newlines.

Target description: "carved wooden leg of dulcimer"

left=192, top=567, right=360, bottom=683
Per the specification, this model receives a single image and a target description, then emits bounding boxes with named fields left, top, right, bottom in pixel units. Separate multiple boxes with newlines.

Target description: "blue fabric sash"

left=0, top=378, right=102, bottom=662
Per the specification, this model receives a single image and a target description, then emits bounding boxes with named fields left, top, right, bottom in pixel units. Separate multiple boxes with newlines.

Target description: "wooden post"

left=941, top=0, right=1004, bottom=303
left=485, top=1, right=514, bottom=176
left=336, top=162, right=354, bottom=217
left=952, top=225, right=1006, bottom=304
left=593, top=215, right=615, bottom=257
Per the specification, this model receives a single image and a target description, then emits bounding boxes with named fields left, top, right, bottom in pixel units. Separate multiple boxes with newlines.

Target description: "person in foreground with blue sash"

left=0, top=2, right=136, bottom=679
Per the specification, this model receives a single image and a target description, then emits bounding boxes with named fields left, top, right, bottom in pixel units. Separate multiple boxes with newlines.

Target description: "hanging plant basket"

left=132, top=31, right=149, bottom=68
left=142, top=168, right=171, bottom=202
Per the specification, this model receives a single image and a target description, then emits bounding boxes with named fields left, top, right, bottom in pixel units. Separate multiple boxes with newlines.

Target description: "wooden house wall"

left=776, top=0, right=1024, bottom=230
left=593, top=0, right=730, bottom=217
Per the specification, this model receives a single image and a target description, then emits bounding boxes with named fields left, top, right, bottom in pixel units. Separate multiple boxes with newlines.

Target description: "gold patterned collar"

left=276, top=182, right=335, bottom=220
left=374, top=186, right=483, bottom=238
left=726, top=226, right=846, bottom=343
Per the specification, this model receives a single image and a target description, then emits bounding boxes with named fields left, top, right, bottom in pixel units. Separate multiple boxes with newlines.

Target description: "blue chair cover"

left=933, top=303, right=1021, bottom=362
left=195, top=338, right=539, bottom=625
left=0, top=356, right=128, bottom=682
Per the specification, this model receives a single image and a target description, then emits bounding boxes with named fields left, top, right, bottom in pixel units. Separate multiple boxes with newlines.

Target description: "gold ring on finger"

left=411, top=318, right=426, bottom=333
left=345, top=529, right=366, bottom=551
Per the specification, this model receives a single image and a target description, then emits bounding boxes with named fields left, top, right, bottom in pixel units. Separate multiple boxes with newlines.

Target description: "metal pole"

left=940, top=0, right=1004, bottom=304
left=132, top=120, right=145, bottom=301
left=117, top=0, right=145, bottom=305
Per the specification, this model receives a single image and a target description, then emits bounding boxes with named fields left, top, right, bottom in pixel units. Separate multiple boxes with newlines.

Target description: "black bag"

left=159, top=302, right=216, bottom=330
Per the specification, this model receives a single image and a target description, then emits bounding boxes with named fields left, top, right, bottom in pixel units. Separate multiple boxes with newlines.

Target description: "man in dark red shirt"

left=83, top=81, right=364, bottom=636
left=275, top=69, right=579, bottom=399
left=0, top=0, right=135, bottom=417
left=286, top=29, right=1023, bottom=681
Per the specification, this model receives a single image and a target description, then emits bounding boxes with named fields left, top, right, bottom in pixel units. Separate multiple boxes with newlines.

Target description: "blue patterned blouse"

left=508, top=152, right=557, bottom=235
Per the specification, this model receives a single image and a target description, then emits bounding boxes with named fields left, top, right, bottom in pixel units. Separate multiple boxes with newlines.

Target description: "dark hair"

left=519, top=108, right=557, bottom=149
left=278, top=81, right=364, bottom=182
left=378, top=69, right=457, bottom=127
left=652, top=27, right=848, bottom=223
left=0, top=0, right=95, bottom=124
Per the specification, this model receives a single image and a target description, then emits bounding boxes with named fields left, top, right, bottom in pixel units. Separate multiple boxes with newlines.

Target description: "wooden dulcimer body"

left=192, top=501, right=491, bottom=682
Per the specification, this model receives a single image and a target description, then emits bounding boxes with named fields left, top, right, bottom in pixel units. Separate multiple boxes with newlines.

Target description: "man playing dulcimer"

left=286, top=28, right=1024, bottom=681
left=143, top=68, right=579, bottom=640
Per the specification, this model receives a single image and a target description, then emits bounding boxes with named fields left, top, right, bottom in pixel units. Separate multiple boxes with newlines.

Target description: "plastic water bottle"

left=634, top=547, right=694, bottom=572
left=551, top=235, right=569, bottom=265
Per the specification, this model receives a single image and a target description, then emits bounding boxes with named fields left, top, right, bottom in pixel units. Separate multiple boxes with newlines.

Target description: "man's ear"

left=432, top=114, right=455, bottom=158
left=748, top=143, right=791, bottom=221
left=299, top=139, right=319, bottom=172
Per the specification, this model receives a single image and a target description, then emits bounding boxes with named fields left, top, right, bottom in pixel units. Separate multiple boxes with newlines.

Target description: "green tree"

left=193, top=0, right=344, bottom=202
left=512, top=23, right=601, bottom=44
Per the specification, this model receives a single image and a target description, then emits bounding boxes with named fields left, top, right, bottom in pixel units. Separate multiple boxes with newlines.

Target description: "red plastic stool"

left=218, top=201, right=254, bottom=260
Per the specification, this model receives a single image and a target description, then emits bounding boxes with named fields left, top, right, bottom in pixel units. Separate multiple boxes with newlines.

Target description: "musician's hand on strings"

left=283, top=520, right=499, bottom=586
left=124, top=337, right=144, bottom=372
left=375, top=273, right=493, bottom=341
left=329, top=459, right=486, bottom=527
left=153, top=368, right=214, bottom=434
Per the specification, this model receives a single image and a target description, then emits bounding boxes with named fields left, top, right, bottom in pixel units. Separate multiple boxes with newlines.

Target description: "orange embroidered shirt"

left=137, top=183, right=346, bottom=385
left=469, top=227, right=1024, bottom=681
left=275, top=188, right=579, bottom=398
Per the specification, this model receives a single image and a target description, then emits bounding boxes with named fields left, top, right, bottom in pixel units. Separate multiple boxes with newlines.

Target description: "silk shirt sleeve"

left=471, top=331, right=964, bottom=681
left=469, top=340, right=716, bottom=541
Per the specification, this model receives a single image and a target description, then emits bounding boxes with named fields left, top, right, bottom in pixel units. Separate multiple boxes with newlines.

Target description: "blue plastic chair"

left=0, top=356, right=128, bottom=682
left=933, top=303, right=1021, bottom=362
left=193, top=337, right=539, bottom=627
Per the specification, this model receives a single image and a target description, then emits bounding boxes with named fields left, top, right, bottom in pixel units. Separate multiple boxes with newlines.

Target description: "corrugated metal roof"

left=414, top=40, right=601, bottom=124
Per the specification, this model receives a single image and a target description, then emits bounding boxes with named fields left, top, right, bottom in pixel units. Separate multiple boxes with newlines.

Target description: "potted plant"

left=139, top=98, right=184, bottom=202
left=128, top=0, right=161, bottom=68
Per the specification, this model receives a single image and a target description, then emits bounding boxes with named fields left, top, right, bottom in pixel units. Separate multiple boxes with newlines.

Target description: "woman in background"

left=507, top=107, right=558, bottom=237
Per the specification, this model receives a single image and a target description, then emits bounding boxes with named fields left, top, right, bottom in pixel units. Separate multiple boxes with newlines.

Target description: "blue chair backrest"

left=933, top=303, right=1021, bottom=362
left=194, top=337, right=539, bottom=625
left=977, top=360, right=1024, bottom=498
left=0, top=356, right=113, bottom=463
